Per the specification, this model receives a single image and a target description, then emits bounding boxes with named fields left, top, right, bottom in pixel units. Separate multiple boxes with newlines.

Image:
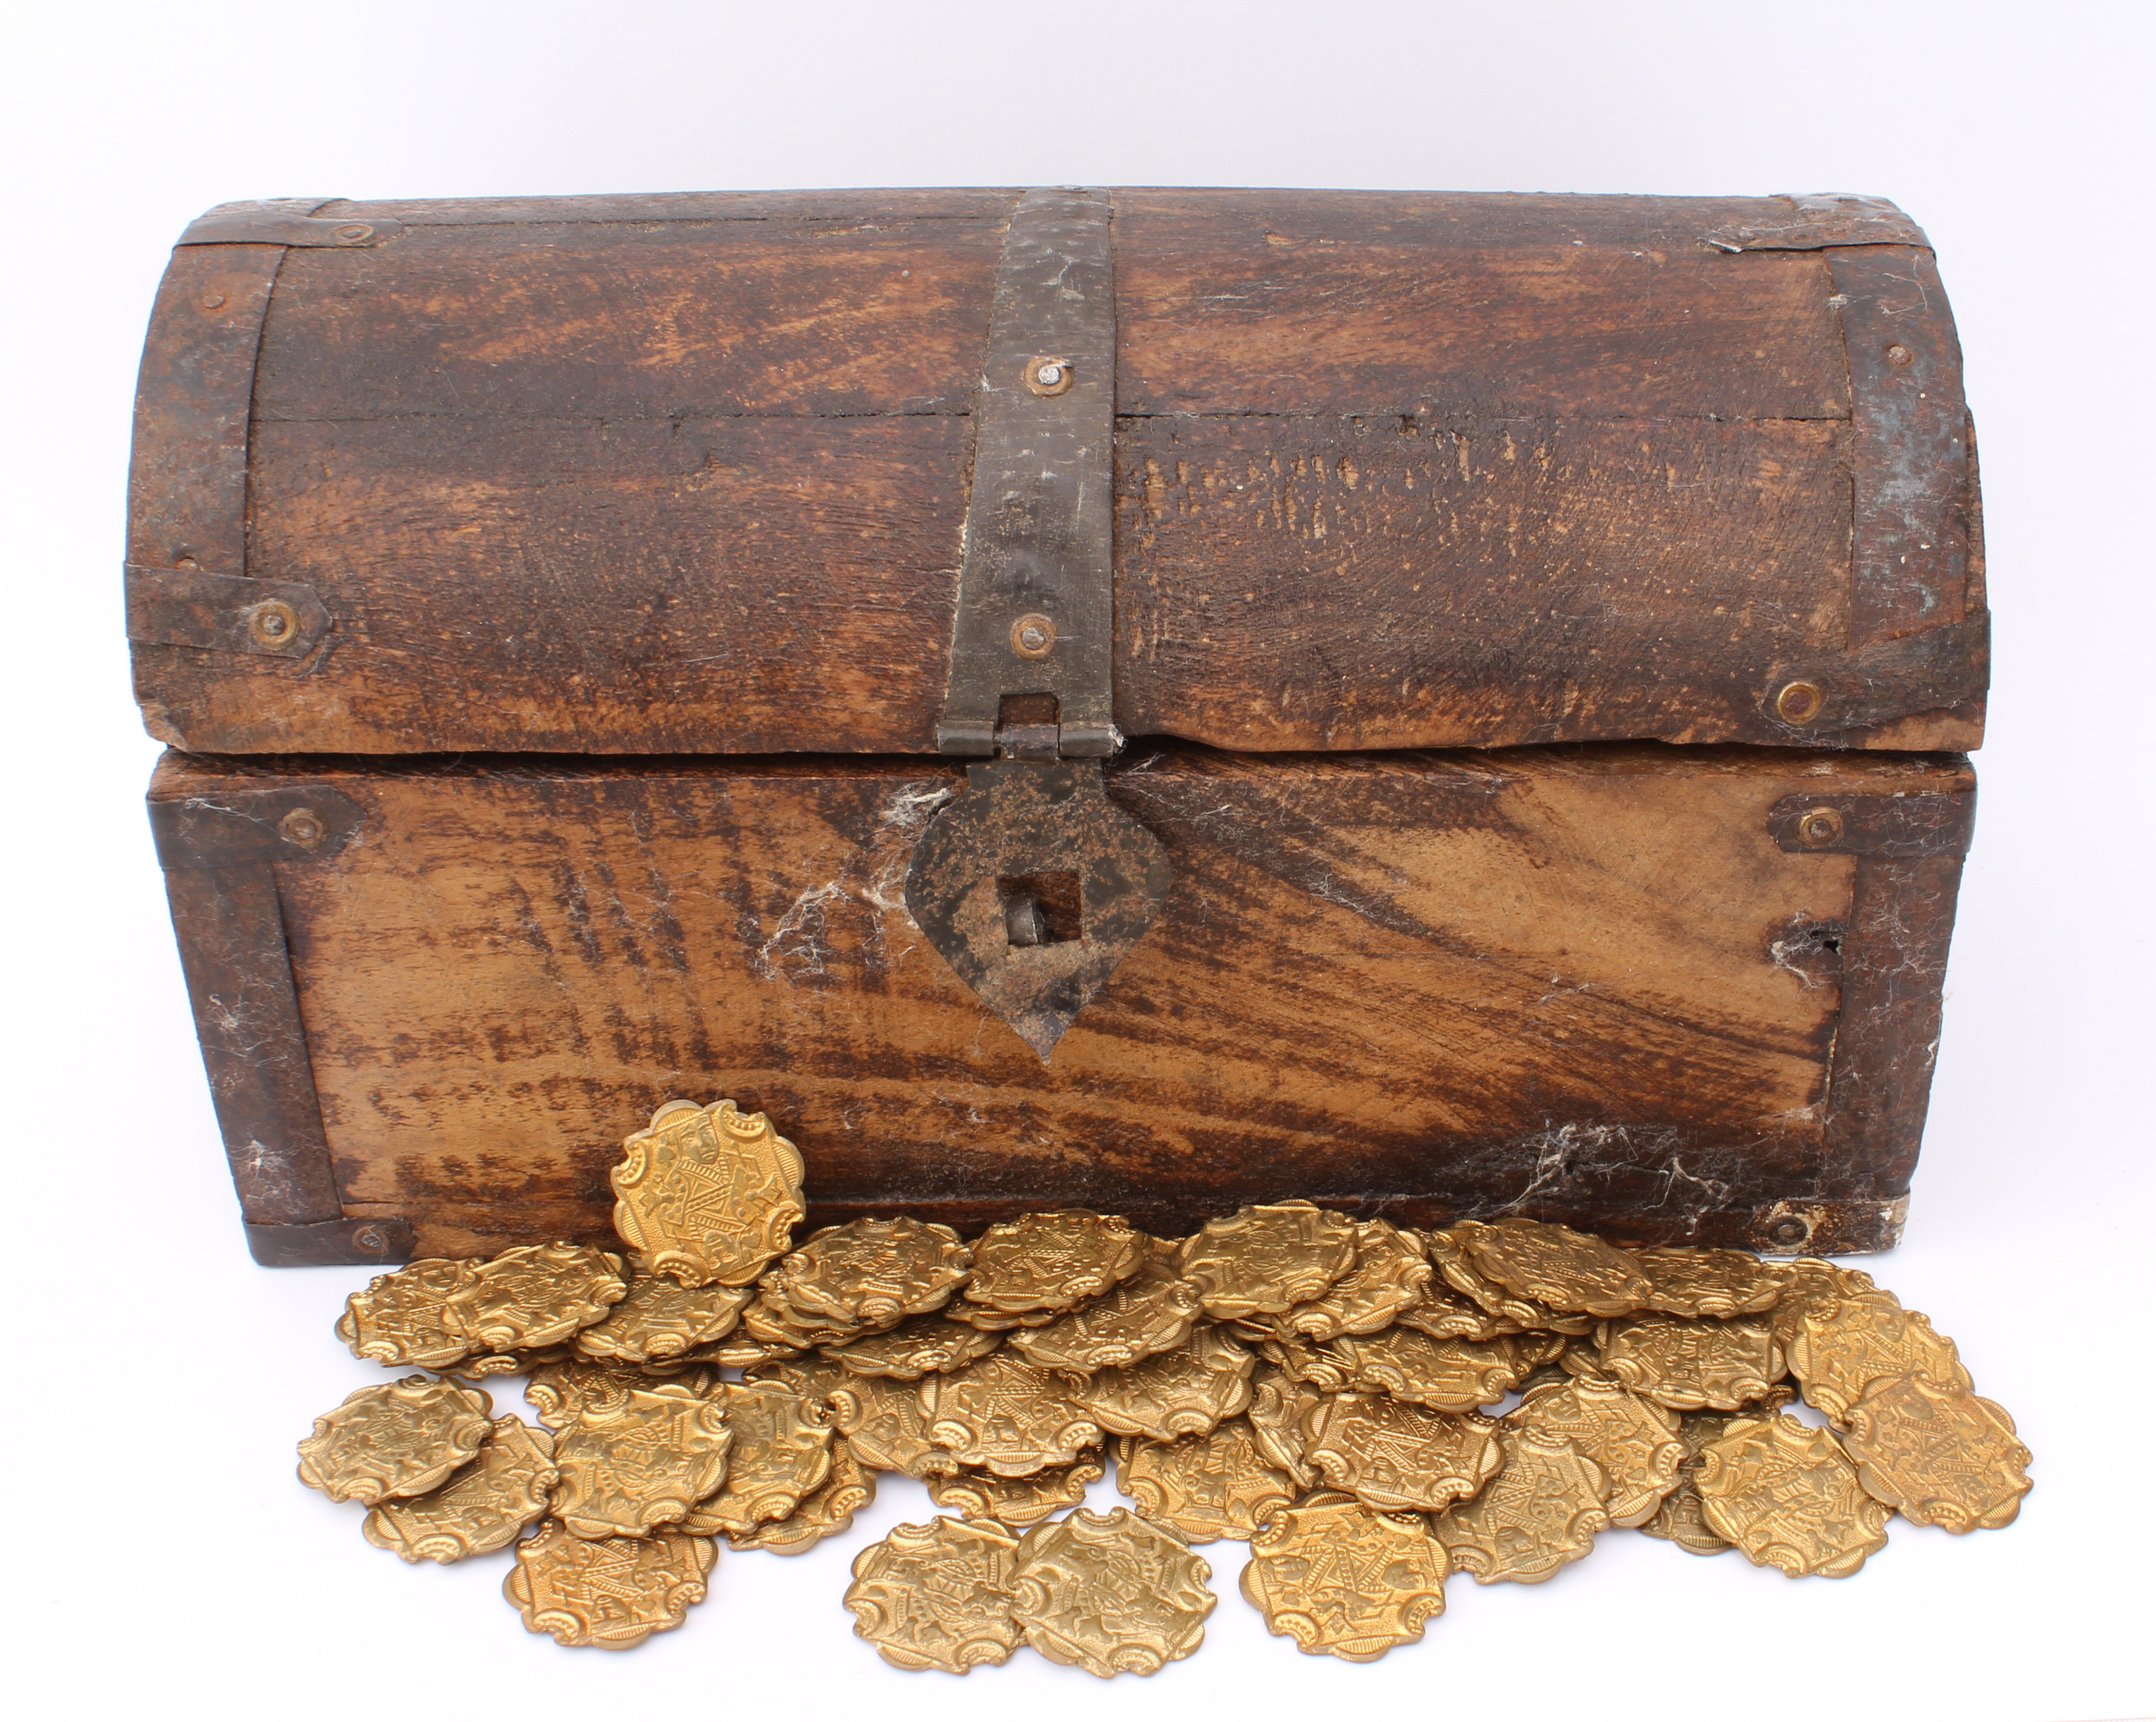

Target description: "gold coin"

left=828, top=1313, right=1003, bottom=1379
left=1512, top=1373, right=1685, bottom=1526
left=1455, top=1217, right=1650, bottom=1317
left=1317, top=1328, right=1530, bottom=1413
left=679, top=1380, right=833, bottom=1536
left=1394, top=1278, right=1512, bottom=1342
left=1011, top=1507, right=1215, bottom=1678
left=1696, top=1412, right=1891, bottom=1577
left=525, top=1360, right=653, bottom=1431
left=707, top=1334, right=805, bottom=1368
left=1423, top=1228, right=1596, bottom=1334
left=845, top=1515, right=1026, bottom=1672
left=572, top=1266, right=754, bottom=1363
left=363, top=1416, right=558, bottom=1563
left=1007, top=1237, right=1205, bottom=1372
left=1246, top=1365, right=1325, bottom=1487
left=1632, top=1246, right=1790, bottom=1319
left=1118, top=1418, right=1297, bottom=1544
left=440, top=1241, right=627, bottom=1354
left=1431, top=1425, right=1610, bottom=1584
left=1302, top=1393, right=1503, bottom=1513
left=297, top=1375, right=494, bottom=1505
left=1176, top=1201, right=1359, bottom=1319
left=739, top=1285, right=879, bottom=1350
left=726, top=1435, right=876, bottom=1555
left=1240, top=1494, right=1445, bottom=1661
left=551, top=1382, right=734, bottom=1540
left=961, top=1210, right=1147, bottom=1319
left=1598, top=1312, right=1786, bottom=1410
left=1263, top=1220, right=1433, bottom=1342
left=337, top=1259, right=475, bottom=1369
left=1067, top=1324, right=1255, bottom=1441
left=610, top=1097, right=805, bottom=1287
left=1785, top=1291, right=1971, bottom=1422
left=505, top=1518, right=715, bottom=1650
left=1842, top=1372, right=2032, bottom=1532
left=1772, top=1256, right=1878, bottom=1343
left=929, top=1455, right=1105, bottom=1527
left=765, top=1217, right=973, bottom=1328
left=1634, top=1388, right=1798, bottom=1555
left=823, top=1368, right=964, bottom=1478
left=920, top=1352, right=1105, bottom=1477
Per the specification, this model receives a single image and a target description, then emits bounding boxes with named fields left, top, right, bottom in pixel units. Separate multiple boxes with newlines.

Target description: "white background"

left=3, top=3, right=2151, bottom=1719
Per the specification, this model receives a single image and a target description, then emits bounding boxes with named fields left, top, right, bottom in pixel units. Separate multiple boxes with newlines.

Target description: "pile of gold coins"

left=297, top=1098, right=2032, bottom=1667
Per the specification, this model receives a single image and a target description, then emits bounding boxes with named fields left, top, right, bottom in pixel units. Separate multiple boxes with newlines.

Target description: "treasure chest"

left=129, top=187, right=1985, bottom=1268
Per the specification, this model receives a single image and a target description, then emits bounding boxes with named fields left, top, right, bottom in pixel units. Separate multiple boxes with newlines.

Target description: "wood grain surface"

left=151, top=743, right=1973, bottom=1257
left=129, top=189, right=1986, bottom=757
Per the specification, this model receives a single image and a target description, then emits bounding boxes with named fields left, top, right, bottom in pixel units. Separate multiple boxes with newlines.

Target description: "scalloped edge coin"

left=845, top=1515, right=1026, bottom=1672
left=1241, top=1495, right=1445, bottom=1661
left=1011, top=1507, right=1215, bottom=1678
left=504, top=1519, right=715, bottom=1650
left=363, top=1417, right=557, bottom=1563
left=297, top=1375, right=493, bottom=1505
left=1842, top=1372, right=2032, bottom=1532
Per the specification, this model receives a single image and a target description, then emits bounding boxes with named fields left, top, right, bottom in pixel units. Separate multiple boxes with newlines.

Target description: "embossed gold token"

left=766, top=1218, right=973, bottom=1328
left=1118, top=1418, right=1297, bottom=1544
left=1424, top=1227, right=1595, bottom=1334
left=1266, top=1219, right=1432, bottom=1342
left=846, top=1516, right=1026, bottom=1672
left=1246, top=1365, right=1325, bottom=1487
left=1784, top=1291, right=1971, bottom=1421
left=830, top=1313, right=1002, bottom=1379
left=611, top=1098, right=805, bottom=1287
left=1008, top=1237, right=1205, bottom=1372
left=1318, top=1328, right=1529, bottom=1413
left=572, top=1266, right=754, bottom=1363
left=1696, top=1412, right=1891, bottom=1577
left=921, top=1352, right=1105, bottom=1476
left=364, top=1417, right=558, bottom=1563
left=1394, top=1277, right=1512, bottom=1342
left=1632, top=1246, right=1789, bottom=1319
left=1456, top=1216, right=1650, bottom=1317
left=1773, top=1256, right=1877, bottom=1343
left=1011, top=1507, right=1215, bottom=1678
left=440, top=1241, right=627, bottom=1354
left=1636, top=1387, right=1798, bottom=1555
left=728, top=1436, right=876, bottom=1555
left=1842, top=1373, right=2032, bottom=1532
left=1432, top=1425, right=1610, bottom=1583
left=505, top=1519, right=715, bottom=1650
left=1177, top=1201, right=1359, bottom=1319
left=961, top=1210, right=1146, bottom=1322
left=1241, top=1493, right=1445, bottom=1661
left=929, top=1455, right=1106, bottom=1526
left=526, top=1360, right=651, bottom=1431
left=680, top=1380, right=833, bottom=1536
left=1599, top=1312, right=1786, bottom=1411
left=338, top=1259, right=475, bottom=1369
left=823, top=1368, right=965, bottom=1478
left=551, top=1383, right=734, bottom=1540
left=297, top=1375, right=494, bottom=1504
left=1069, top=1325, right=1254, bottom=1441
left=1513, top=1373, right=1685, bottom=1526
left=1303, top=1393, right=1503, bottom=1513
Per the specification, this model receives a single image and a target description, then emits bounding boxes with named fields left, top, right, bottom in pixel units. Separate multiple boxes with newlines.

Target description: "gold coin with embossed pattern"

left=1068, top=1324, right=1255, bottom=1441
left=1785, top=1292, right=1971, bottom=1422
left=551, top=1382, right=733, bottom=1540
left=297, top=1375, right=494, bottom=1505
left=1318, top=1328, right=1531, bottom=1412
left=1011, top=1507, right=1215, bottom=1678
left=440, top=1241, right=627, bottom=1354
left=921, top=1352, right=1105, bottom=1477
left=846, top=1515, right=1026, bottom=1673
left=1842, top=1372, right=2031, bottom=1532
left=1696, top=1412, right=1891, bottom=1577
left=1513, top=1373, right=1686, bottom=1526
left=338, top=1259, right=475, bottom=1369
left=364, top=1416, right=558, bottom=1563
left=726, top=1434, right=876, bottom=1555
left=610, top=1098, right=805, bottom=1287
left=1008, top=1237, right=1205, bottom=1372
left=1598, top=1312, right=1786, bottom=1411
left=572, top=1265, right=754, bottom=1363
left=929, top=1454, right=1106, bottom=1527
left=1432, top=1425, right=1610, bottom=1584
left=1176, top=1201, right=1359, bottom=1319
left=680, top=1380, right=833, bottom=1536
left=961, top=1210, right=1146, bottom=1318
left=1456, top=1217, right=1650, bottom=1317
left=829, top=1313, right=1003, bottom=1379
left=1303, top=1392, right=1503, bottom=1514
left=1632, top=1246, right=1790, bottom=1319
left=1118, top=1418, right=1297, bottom=1544
left=1240, top=1493, right=1445, bottom=1661
left=505, top=1518, right=714, bottom=1650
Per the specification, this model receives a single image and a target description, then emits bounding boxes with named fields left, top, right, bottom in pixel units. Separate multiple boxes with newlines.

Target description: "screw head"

left=1797, top=807, right=1845, bottom=848
left=335, top=223, right=374, bottom=242
left=247, top=598, right=301, bottom=649
left=1025, top=355, right=1074, bottom=397
left=279, top=807, right=328, bottom=849
left=353, top=1224, right=388, bottom=1253
left=1885, top=343, right=1914, bottom=366
left=1775, top=680, right=1825, bottom=724
left=198, top=290, right=227, bottom=310
left=1010, top=612, right=1058, bottom=659
left=1767, top=1217, right=1808, bottom=1245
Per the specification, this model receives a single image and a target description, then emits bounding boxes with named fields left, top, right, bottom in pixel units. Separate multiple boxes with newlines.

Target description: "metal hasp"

left=903, top=188, right=1171, bottom=1060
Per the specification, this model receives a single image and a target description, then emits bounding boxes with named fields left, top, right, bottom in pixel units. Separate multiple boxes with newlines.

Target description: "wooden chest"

left=128, top=188, right=1985, bottom=1267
